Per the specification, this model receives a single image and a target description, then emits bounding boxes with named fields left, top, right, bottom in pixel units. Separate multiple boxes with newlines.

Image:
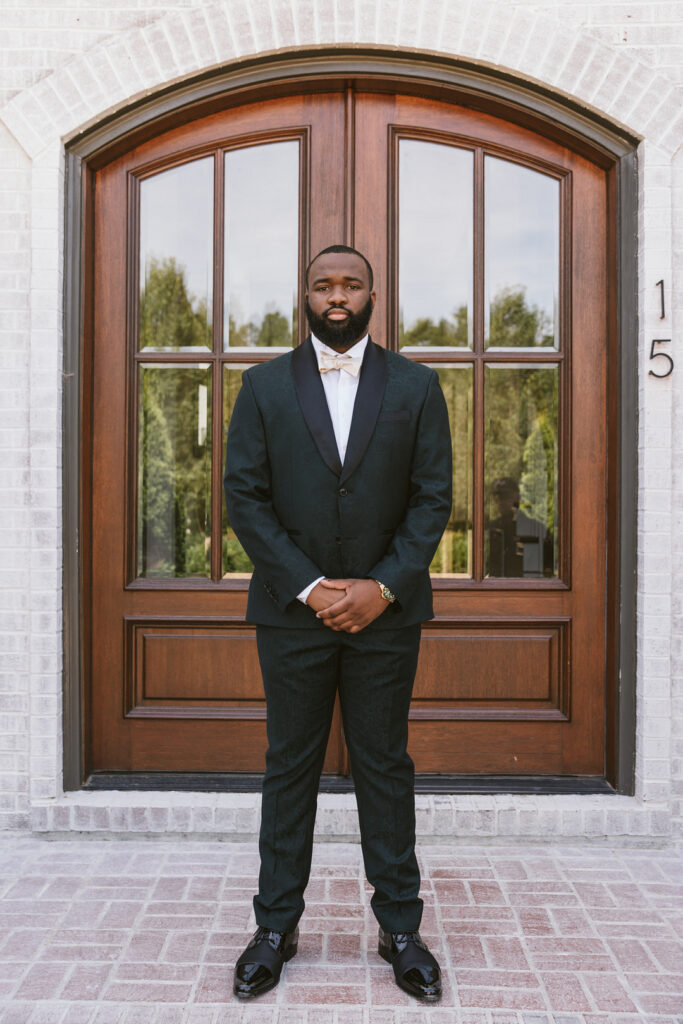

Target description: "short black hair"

left=306, top=244, right=374, bottom=290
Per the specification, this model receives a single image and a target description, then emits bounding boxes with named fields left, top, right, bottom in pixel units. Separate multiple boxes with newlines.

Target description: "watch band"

left=373, top=579, right=396, bottom=603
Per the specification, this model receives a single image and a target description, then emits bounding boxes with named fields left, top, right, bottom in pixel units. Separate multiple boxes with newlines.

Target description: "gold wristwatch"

left=374, top=579, right=396, bottom=603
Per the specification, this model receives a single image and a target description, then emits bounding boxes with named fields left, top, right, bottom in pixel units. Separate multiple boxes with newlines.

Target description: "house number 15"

left=649, top=280, right=673, bottom=379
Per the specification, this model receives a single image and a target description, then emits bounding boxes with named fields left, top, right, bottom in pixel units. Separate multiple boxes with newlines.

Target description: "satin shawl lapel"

left=340, top=340, right=388, bottom=485
left=291, top=336, right=342, bottom=477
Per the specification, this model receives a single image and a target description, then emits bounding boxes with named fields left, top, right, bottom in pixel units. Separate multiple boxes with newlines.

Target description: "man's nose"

left=327, top=285, right=347, bottom=305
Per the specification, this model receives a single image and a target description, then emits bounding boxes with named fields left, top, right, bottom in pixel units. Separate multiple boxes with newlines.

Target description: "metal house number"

left=649, top=280, right=673, bottom=379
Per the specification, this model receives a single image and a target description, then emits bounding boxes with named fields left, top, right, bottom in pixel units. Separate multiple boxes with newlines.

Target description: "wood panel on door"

left=88, top=88, right=608, bottom=778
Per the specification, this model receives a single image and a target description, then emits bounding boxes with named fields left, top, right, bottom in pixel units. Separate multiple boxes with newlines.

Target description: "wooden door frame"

left=63, top=49, right=639, bottom=794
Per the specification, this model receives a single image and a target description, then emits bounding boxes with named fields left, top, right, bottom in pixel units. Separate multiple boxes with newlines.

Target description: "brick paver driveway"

left=0, top=836, right=681, bottom=1023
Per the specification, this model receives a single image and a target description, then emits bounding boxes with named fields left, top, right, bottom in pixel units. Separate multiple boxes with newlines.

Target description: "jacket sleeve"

left=224, top=372, right=323, bottom=611
left=368, top=370, right=452, bottom=602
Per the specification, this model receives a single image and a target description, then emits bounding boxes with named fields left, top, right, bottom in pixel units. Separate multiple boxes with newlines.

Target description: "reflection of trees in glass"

left=227, top=301, right=294, bottom=347
left=407, top=290, right=557, bottom=575
left=139, top=383, right=175, bottom=572
left=222, top=532, right=254, bottom=574
left=138, top=368, right=212, bottom=578
left=140, top=256, right=211, bottom=350
left=485, top=369, right=558, bottom=530
left=258, top=310, right=290, bottom=347
left=520, top=418, right=556, bottom=536
left=222, top=368, right=254, bottom=575
left=429, top=367, right=472, bottom=575
left=137, top=259, right=212, bottom=578
left=400, top=286, right=553, bottom=349
left=485, top=361, right=558, bottom=577
left=488, top=286, right=554, bottom=347
left=400, top=304, right=469, bottom=348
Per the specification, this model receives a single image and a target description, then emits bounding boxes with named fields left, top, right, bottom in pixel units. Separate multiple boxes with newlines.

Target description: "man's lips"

left=325, top=309, right=349, bottom=321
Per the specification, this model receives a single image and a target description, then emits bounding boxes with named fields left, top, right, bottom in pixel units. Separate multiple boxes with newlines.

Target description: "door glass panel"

left=222, top=367, right=254, bottom=577
left=139, top=158, right=213, bottom=351
left=137, top=364, right=212, bottom=578
left=224, top=141, right=299, bottom=349
left=484, top=365, right=559, bottom=578
left=485, top=156, right=559, bottom=349
left=430, top=366, right=473, bottom=576
left=399, top=140, right=473, bottom=349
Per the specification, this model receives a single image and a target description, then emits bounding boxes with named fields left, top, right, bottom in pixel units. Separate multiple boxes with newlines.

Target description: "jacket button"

left=338, top=487, right=348, bottom=496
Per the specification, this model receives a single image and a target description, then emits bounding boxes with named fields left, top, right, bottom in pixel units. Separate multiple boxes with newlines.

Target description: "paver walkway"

left=0, top=836, right=680, bottom=1023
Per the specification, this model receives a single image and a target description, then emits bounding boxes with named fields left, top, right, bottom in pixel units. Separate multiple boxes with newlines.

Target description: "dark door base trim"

left=84, top=772, right=615, bottom=795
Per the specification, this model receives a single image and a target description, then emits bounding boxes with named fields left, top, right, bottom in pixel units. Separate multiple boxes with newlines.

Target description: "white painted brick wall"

left=0, top=121, right=31, bottom=831
left=3, top=2, right=683, bottom=107
left=0, top=0, right=681, bottom=838
left=636, top=140, right=675, bottom=812
left=671, top=140, right=683, bottom=832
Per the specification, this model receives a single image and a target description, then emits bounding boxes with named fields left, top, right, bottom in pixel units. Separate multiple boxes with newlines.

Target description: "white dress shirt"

left=296, top=333, right=369, bottom=604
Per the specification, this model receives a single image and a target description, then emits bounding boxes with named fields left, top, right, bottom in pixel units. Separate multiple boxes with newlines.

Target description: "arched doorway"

left=72, top=61, right=634, bottom=789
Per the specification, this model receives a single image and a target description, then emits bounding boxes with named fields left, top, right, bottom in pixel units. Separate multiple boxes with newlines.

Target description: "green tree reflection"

left=222, top=368, right=254, bottom=575
left=139, top=266, right=557, bottom=580
left=489, top=286, right=554, bottom=348
left=400, top=304, right=469, bottom=348
left=226, top=303, right=294, bottom=347
left=413, top=289, right=558, bottom=577
left=429, top=367, right=472, bottom=576
left=484, top=289, right=558, bottom=576
left=257, top=309, right=291, bottom=347
left=138, top=259, right=211, bottom=578
left=140, top=256, right=210, bottom=350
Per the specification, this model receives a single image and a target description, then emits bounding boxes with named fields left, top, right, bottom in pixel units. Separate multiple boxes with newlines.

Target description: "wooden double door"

left=87, top=87, right=609, bottom=780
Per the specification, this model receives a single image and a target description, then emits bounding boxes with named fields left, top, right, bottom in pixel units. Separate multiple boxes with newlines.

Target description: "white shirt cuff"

left=297, top=576, right=325, bottom=604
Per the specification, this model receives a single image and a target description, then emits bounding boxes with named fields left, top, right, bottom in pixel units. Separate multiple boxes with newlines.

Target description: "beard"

left=305, top=295, right=374, bottom=350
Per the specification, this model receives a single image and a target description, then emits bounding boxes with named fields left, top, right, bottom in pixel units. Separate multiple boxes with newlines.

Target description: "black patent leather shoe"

left=233, top=926, right=299, bottom=999
left=378, top=928, right=441, bottom=1002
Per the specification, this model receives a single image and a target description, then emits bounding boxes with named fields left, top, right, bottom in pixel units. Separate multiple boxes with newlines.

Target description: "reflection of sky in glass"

left=224, top=141, right=299, bottom=348
left=485, top=156, right=558, bottom=348
left=399, top=140, right=472, bottom=348
left=139, top=157, right=214, bottom=317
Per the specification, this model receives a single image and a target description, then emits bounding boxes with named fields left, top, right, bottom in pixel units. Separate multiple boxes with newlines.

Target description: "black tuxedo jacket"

left=224, top=336, right=452, bottom=629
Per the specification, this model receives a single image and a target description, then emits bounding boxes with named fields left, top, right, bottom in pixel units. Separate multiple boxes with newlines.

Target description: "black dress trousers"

left=253, top=622, right=423, bottom=935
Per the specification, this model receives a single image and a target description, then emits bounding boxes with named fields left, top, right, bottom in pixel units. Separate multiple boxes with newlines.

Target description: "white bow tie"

left=318, top=352, right=362, bottom=377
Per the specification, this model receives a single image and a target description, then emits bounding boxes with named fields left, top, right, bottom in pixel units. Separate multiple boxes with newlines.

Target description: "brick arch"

left=0, top=0, right=680, bottom=159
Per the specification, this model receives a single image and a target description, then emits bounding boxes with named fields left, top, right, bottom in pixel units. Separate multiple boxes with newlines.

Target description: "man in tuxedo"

left=225, top=245, right=452, bottom=1002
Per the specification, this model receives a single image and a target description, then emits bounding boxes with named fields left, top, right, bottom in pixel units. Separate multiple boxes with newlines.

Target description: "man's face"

left=493, top=484, right=519, bottom=517
left=305, top=252, right=376, bottom=351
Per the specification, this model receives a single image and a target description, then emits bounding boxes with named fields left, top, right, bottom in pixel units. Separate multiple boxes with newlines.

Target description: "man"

left=488, top=477, right=548, bottom=578
left=224, top=245, right=452, bottom=1002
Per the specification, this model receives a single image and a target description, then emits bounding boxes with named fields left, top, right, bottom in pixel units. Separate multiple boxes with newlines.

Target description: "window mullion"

left=211, top=150, right=225, bottom=582
left=473, top=147, right=485, bottom=581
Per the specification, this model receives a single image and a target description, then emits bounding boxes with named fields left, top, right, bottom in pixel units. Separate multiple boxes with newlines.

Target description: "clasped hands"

left=306, top=578, right=389, bottom=633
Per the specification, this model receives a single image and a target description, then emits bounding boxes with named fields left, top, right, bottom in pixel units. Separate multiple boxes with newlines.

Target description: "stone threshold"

left=27, top=791, right=674, bottom=843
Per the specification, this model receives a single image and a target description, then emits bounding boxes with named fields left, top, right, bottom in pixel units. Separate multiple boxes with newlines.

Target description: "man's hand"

left=315, top=578, right=390, bottom=633
left=305, top=581, right=344, bottom=613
